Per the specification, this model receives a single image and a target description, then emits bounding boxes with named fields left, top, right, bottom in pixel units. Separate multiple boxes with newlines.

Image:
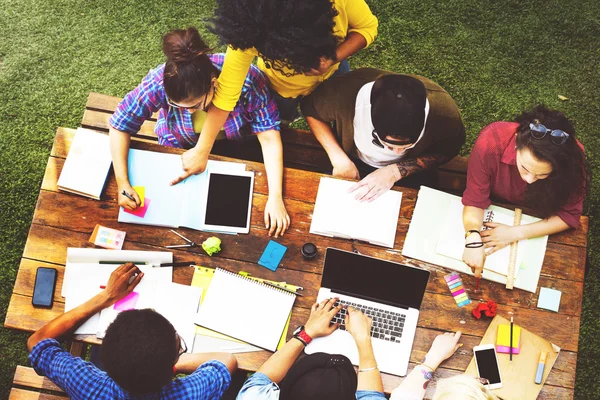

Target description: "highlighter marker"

left=535, top=351, right=548, bottom=384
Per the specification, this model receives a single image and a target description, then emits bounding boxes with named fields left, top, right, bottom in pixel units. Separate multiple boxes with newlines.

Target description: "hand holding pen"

left=118, top=185, right=140, bottom=211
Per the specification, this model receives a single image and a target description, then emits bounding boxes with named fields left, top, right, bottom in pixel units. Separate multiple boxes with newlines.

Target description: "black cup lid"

left=302, top=243, right=317, bottom=256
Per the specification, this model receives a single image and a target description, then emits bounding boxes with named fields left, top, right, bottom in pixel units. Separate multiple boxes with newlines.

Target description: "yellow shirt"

left=213, top=0, right=378, bottom=111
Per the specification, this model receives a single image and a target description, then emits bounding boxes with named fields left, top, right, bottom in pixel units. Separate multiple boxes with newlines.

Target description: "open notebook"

left=310, top=177, right=402, bottom=248
left=435, top=198, right=527, bottom=277
left=195, top=268, right=296, bottom=352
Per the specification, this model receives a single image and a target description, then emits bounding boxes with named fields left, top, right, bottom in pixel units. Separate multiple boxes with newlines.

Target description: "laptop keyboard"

left=331, top=299, right=405, bottom=343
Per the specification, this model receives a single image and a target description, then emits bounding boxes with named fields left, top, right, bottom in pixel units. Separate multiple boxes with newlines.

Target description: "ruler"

left=506, top=207, right=523, bottom=289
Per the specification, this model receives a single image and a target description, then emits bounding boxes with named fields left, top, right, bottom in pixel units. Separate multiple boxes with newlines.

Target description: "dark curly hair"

left=209, top=0, right=341, bottom=76
left=515, top=105, right=590, bottom=218
left=162, top=27, right=219, bottom=102
left=101, top=309, right=178, bottom=394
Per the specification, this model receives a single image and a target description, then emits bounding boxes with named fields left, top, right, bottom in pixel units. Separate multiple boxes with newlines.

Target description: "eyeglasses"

left=166, top=83, right=215, bottom=112
left=529, top=123, right=570, bottom=145
left=372, top=130, right=413, bottom=149
left=176, top=333, right=187, bottom=359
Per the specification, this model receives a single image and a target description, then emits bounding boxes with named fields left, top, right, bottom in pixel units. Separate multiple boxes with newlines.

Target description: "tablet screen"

left=204, top=173, right=252, bottom=228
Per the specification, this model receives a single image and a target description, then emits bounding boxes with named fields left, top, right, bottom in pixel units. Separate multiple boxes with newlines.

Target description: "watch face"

left=293, top=325, right=304, bottom=336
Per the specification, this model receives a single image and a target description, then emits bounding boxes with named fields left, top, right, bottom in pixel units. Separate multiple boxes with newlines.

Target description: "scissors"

left=165, top=230, right=200, bottom=249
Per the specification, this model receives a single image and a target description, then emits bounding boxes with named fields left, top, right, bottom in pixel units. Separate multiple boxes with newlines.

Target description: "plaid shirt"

left=109, top=54, right=280, bottom=149
left=29, top=339, right=231, bottom=400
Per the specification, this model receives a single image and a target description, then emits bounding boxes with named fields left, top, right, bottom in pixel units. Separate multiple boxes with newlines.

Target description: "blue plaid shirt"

left=29, top=339, right=231, bottom=400
left=109, top=54, right=280, bottom=149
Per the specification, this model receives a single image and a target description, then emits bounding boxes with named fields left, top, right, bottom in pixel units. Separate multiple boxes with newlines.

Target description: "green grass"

left=0, top=0, right=598, bottom=398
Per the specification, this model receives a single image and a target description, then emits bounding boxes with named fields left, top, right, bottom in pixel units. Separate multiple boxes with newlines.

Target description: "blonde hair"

left=433, top=374, right=499, bottom=400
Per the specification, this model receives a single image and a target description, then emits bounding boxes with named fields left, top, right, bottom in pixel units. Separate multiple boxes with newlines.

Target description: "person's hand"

left=348, top=165, right=398, bottom=202
left=304, top=297, right=343, bottom=339
left=481, top=222, right=519, bottom=256
left=345, top=306, right=372, bottom=344
left=332, top=157, right=360, bottom=180
left=304, top=56, right=335, bottom=76
left=101, top=263, right=144, bottom=305
left=264, top=196, right=291, bottom=238
left=423, top=331, right=462, bottom=369
left=170, top=148, right=208, bottom=186
left=117, top=183, right=141, bottom=211
left=463, top=231, right=485, bottom=278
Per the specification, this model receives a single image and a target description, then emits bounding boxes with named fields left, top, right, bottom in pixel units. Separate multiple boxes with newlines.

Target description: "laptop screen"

left=321, top=248, right=430, bottom=310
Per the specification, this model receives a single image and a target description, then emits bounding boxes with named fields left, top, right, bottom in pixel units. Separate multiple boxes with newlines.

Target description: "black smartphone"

left=32, top=267, right=58, bottom=308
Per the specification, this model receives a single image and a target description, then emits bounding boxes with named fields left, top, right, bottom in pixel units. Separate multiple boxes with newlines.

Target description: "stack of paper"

left=310, top=177, right=402, bottom=248
left=57, top=128, right=112, bottom=200
left=62, top=248, right=202, bottom=353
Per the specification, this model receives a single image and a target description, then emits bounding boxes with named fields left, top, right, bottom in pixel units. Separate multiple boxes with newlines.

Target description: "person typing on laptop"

left=237, top=297, right=386, bottom=400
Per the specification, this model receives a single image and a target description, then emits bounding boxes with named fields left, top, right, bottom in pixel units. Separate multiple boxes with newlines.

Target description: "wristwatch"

left=292, top=325, right=313, bottom=346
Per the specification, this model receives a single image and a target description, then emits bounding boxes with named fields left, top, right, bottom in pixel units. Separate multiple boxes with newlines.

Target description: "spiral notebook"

left=434, top=198, right=527, bottom=277
left=194, top=268, right=296, bottom=351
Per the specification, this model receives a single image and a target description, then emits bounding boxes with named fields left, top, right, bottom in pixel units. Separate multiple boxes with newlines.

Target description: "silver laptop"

left=305, top=248, right=430, bottom=376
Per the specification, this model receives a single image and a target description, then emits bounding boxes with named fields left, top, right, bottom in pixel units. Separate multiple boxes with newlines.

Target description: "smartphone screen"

left=32, top=267, right=57, bottom=308
left=475, top=348, right=502, bottom=384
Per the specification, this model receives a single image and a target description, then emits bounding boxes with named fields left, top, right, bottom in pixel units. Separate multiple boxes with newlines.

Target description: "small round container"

left=301, top=243, right=318, bottom=260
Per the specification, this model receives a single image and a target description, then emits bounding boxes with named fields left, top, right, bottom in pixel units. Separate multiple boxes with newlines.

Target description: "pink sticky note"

left=114, top=291, right=140, bottom=311
left=123, top=198, right=151, bottom=218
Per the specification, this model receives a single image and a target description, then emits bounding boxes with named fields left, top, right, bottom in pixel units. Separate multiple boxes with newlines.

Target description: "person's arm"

left=344, top=307, right=383, bottom=392
left=256, top=297, right=343, bottom=383
left=306, top=32, right=368, bottom=75
left=389, top=332, right=462, bottom=400
left=481, top=215, right=570, bottom=256
left=109, top=127, right=140, bottom=210
left=171, top=47, right=255, bottom=185
left=257, top=129, right=290, bottom=238
left=306, top=116, right=359, bottom=179
left=462, top=206, right=486, bottom=278
left=27, top=263, right=143, bottom=351
left=175, top=352, right=237, bottom=375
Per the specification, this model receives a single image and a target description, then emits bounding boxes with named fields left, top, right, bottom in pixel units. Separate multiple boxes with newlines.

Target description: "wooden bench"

left=83, top=92, right=468, bottom=193
left=10, top=366, right=66, bottom=399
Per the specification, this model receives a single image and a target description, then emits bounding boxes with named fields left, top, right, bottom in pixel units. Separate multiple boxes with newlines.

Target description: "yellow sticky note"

left=132, top=186, right=145, bottom=207
left=496, top=324, right=521, bottom=347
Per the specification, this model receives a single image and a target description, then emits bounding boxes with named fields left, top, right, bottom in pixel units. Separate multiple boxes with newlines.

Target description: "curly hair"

left=101, top=309, right=178, bottom=394
left=515, top=105, right=590, bottom=218
left=162, top=27, right=219, bottom=102
left=209, top=0, right=341, bottom=76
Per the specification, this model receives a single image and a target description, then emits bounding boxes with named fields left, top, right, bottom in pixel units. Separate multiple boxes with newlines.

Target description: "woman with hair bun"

left=110, top=27, right=290, bottom=237
left=461, top=105, right=590, bottom=277
left=172, top=0, right=378, bottom=184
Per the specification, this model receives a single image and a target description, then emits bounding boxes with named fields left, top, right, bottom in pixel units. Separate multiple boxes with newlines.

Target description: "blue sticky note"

left=258, top=240, right=287, bottom=271
left=537, top=287, right=562, bottom=312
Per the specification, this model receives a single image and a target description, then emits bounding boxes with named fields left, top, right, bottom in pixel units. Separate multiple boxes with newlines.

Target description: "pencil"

left=159, top=261, right=196, bottom=267
left=99, top=261, right=147, bottom=265
left=121, top=190, right=136, bottom=202
left=510, top=316, right=514, bottom=362
left=475, top=277, right=480, bottom=292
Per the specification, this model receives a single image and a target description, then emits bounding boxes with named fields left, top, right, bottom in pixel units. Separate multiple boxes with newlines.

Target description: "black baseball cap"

left=371, top=75, right=427, bottom=144
left=279, top=353, right=358, bottom=400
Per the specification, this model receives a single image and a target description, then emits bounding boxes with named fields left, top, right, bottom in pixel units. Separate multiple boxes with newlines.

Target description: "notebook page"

left=435, top=198, right=525, bottom=276
left=310, top=177, right=402, bottom=248
left=195, top=268, right=296, bottom=351
left=57, top=128, right=112, bottom=199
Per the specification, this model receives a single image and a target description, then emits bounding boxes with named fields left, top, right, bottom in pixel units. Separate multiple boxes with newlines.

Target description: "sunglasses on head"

left=529, top=123, right=569, bottom=145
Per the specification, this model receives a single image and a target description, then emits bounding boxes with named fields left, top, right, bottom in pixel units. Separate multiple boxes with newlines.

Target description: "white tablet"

left=202, top=170, right=255, bottom=234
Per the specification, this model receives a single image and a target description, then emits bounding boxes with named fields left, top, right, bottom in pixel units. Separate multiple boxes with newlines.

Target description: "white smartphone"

left=473, top=344, right=503, bottom=389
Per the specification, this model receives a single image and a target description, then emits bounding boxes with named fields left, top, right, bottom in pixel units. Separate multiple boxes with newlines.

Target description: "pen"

left=509, top=316, right=514, bottom=362
left=534, top=351, right=547, bottom=384
left=99, top=261, right=148, bottom=265
left=158, top=261, right=196, bottom=267
left=475, top=277, right=480, bottom=292
left=121, top=190, right=136, bottom=202
left=260, top=281, right=303, bottom=296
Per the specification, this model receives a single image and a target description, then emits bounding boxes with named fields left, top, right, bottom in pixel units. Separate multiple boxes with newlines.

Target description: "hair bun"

left=162, top=27, right=210, bottom=65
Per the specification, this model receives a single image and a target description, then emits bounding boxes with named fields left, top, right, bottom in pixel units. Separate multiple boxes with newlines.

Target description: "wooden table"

left=5, top=127, right=588, bottom=398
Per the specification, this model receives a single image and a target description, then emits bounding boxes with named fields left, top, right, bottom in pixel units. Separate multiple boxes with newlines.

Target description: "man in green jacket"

left=300, top=68, right=465, bottom=201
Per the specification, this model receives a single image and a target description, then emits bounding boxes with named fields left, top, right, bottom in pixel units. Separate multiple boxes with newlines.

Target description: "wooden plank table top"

left=5, top=127, right=588, bottom=399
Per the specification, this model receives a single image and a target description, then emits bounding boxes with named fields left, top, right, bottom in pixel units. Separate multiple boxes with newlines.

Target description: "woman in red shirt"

left=462, top=106, right=589, bottom=277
